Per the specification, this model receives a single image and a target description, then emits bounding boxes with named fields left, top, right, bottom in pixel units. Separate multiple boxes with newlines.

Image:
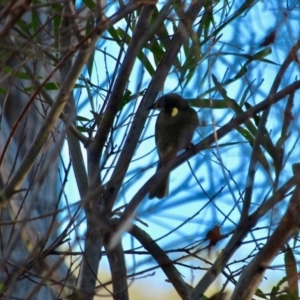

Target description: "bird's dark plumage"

left=149, top=93, right=199, bottom=199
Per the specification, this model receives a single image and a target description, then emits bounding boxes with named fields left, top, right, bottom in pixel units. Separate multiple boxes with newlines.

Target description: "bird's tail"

left=149, top=162, right=169, bottom=199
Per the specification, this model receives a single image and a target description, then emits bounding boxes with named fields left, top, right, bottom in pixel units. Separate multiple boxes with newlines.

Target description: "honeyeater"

left=148, top=93, right=199, bottom=199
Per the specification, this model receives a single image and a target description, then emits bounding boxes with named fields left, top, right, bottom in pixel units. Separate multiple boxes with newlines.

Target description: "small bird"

left=148, top=93, right=199, bottom=199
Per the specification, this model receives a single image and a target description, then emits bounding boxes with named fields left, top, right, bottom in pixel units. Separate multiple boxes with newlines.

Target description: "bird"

left=148, top=93, right=199, bottom=199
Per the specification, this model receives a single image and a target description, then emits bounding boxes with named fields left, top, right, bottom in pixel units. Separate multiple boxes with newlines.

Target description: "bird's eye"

left=171, top=107, right=178, bottom=117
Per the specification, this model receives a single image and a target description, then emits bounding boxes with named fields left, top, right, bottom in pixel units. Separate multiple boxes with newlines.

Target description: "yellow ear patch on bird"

left=171, top=107, right=178, bottom=117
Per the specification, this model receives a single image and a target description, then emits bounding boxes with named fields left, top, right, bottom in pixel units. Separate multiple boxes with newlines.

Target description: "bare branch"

left=114, top=80, right=300, bottom=244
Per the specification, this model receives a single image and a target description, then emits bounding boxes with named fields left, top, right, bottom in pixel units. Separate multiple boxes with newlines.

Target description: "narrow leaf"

left=284, top=244, right=299, bottom=298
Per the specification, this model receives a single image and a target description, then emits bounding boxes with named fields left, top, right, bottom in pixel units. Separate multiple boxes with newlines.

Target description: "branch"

left=0, top=1, right=32, bottom=38
left=77, top=2, right=146, bottom=299
left=59, top=1, right=89, bottom=199
left=94, top=4, right=160, bottom=298
left=242, top=37, right=300, bottom=218
left=129, top=224, right=191, bottom=299
left=231, top=165, right=300, bottom=300
left=21, top=61, right=88, bottom=145
left=0, top=0, right=142, bottom=204
left=105, top=243, right=129, bottom=300
left=110, top=80, right=300, bottom=248
left=88, top=2, right=158, bottom=186
left=189, top=174, right=297, bottom=300
left=106, top=0, right=207, bottom=211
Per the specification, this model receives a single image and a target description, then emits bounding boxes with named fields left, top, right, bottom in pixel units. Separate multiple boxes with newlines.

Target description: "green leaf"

left=236, top=126, right=270, bottom=175
left=251, top=47, right=273, bottom=61
left=276, top=93, right=293, bottom=150
left=244, top=102, right=261, bottom=126
left=185, top=65, right=197, bottom=87
left=86, top=15, right=95, bottom=37
left=235, top=126, right=254, bottom=144
left=31, top=10, right=39, bottom=35
left=137, top=51, right=155, bottom=76
left=116, top=28, right=131, bottom=44
left=276, top=294, right=298, bottom=300
left=243, top=102, right=278, bottom=169
left=180, top=29, right=203, bottom=87
left=255, top=288, right=268, bottom=299
left=292, top=230, right=299, bottom=248
left=44, top=82, right=60, bottom=90
left=145, top=39, right=164, bottom=67
left=3, top=67, right=30, bottom=79
left=276, top=275, right=288, bottom=288
left=272, top=275, right=298, bottom=300
left=108, top=26, right=155, bottom=76
left=82, top=77, right=95, bottom=112
left=118, top=89, right=132, bottom=110
left=51, top=3, right=62, bottom=50
left=86, top=48, right=95, bottom=78
left=76, top=115, right=91, bottom=122
left=151, top=6, right=171, bottom=51
left=211, top=74, right=272, bottom=176
left=108, top=26, right=120, bottom=41
left=239, top=81, right=253, bottom=107
left=211, top=73, right=235, bottom=102
left=284, top=244, right=298, bottom=298
left=202, top=2, right=214, bottom=39
left=76, top=125, right=90, bottom=133
left=74, top=84, right=87, bottom=89
left=16, top=19, right=29, bottom=34
left=82, top=0, right=96, bottom=10
left=24, top=82, right=59, bottom=92
left=271, top=284, right=280, bottom=300
left=0, top=87, right=7, bottom=95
